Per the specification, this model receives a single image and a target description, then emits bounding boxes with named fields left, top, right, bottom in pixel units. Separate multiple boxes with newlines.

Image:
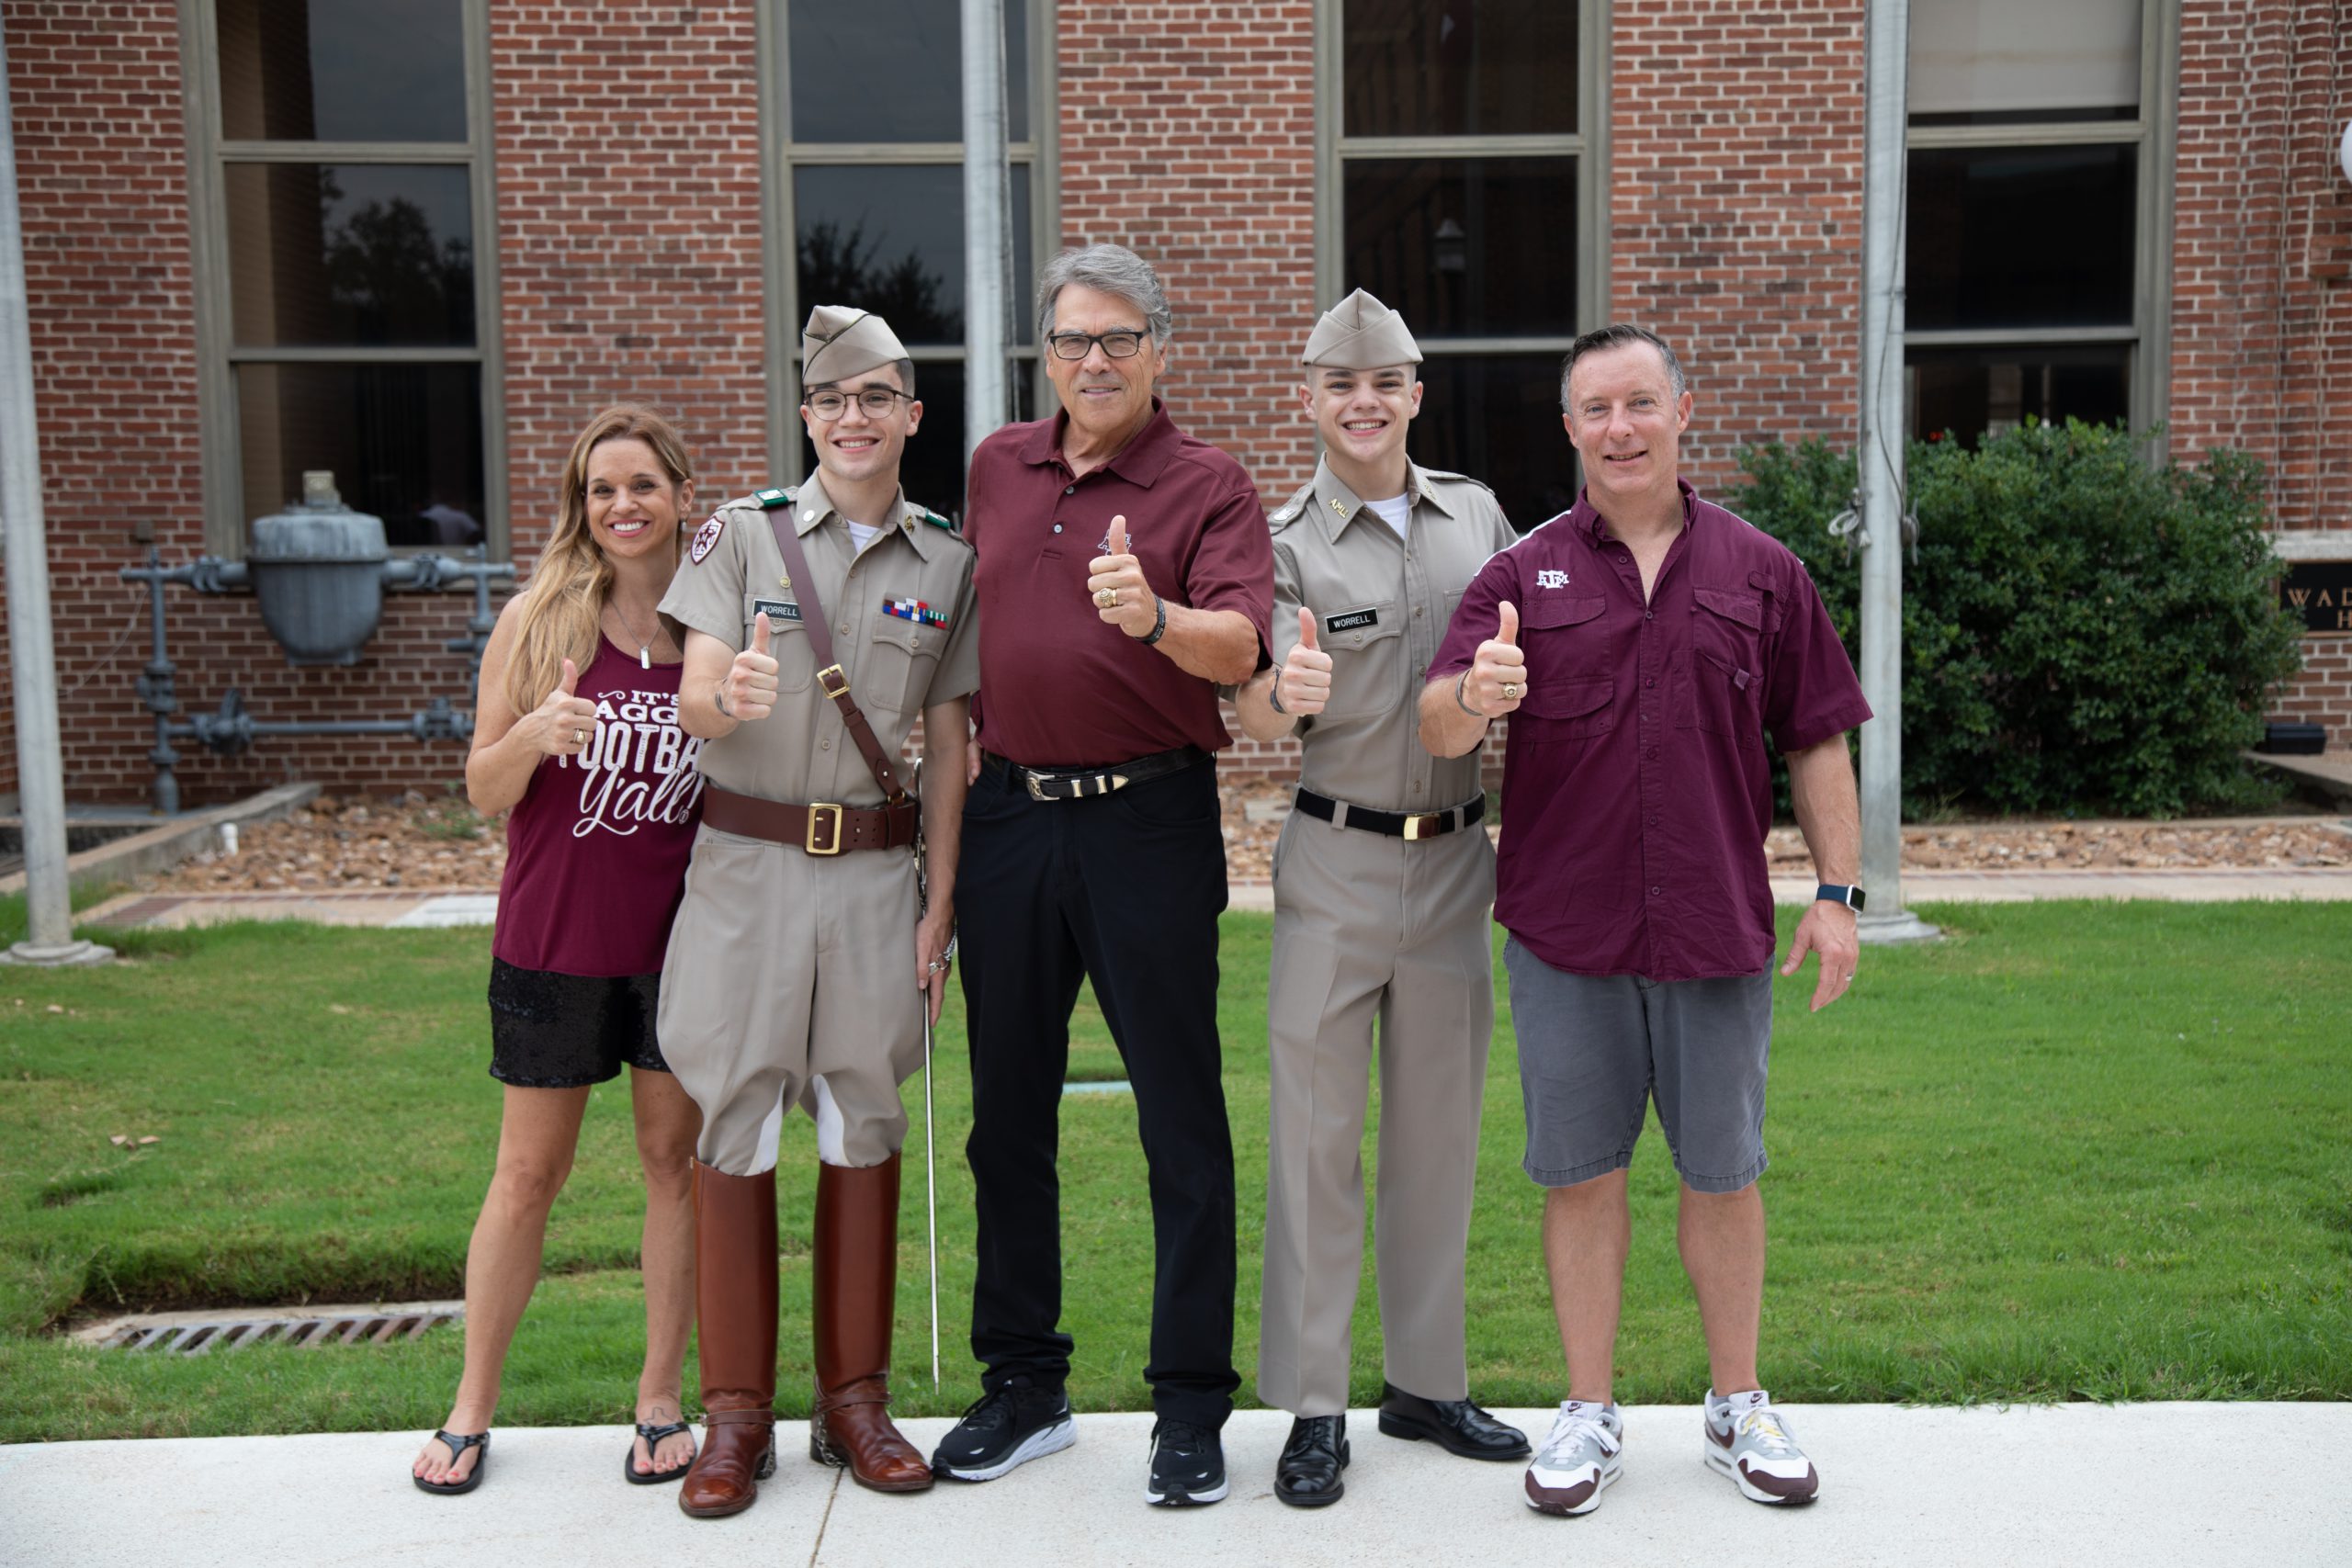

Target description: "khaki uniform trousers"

left=658, top=823, right=924, bottom=1176
left=1256, top=808, right=1497, bottom=1416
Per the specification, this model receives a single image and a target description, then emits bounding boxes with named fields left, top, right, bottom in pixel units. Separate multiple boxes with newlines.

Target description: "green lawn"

left=0, top=897, right=2346, bottom=1443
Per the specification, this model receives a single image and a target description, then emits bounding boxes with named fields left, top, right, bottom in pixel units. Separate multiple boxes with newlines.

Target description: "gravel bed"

left=137, top=781, right=2350, bottom=896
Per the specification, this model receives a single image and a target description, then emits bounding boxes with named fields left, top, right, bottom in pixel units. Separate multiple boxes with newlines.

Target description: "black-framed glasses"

left=804, top=387, right=916, bottom=420
left=1046, top=328, right=1149, bottom=361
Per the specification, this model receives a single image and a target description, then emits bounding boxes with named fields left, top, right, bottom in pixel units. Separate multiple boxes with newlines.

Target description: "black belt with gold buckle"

left=1293, top=787, right=1485, bottom=841
left=989, top=745, right=1208, bottom=801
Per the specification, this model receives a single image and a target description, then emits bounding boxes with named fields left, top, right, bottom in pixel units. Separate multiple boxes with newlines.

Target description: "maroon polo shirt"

left=964, top=398, right=1273, bottom=768
left=1430, top=479, right=1871, bottom=982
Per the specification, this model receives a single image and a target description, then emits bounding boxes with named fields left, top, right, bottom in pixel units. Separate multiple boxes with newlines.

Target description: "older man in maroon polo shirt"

left=930, top=243, right=1272, bottom=1508
left=1421, top=323, right=1870, bottom=1517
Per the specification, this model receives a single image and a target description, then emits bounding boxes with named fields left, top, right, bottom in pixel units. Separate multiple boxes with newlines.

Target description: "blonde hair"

left=504, top=405, right=696, bottom=716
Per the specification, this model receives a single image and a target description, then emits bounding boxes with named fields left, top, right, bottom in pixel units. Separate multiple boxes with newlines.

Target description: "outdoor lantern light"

left=2341, top=120, right=2352, bottom=185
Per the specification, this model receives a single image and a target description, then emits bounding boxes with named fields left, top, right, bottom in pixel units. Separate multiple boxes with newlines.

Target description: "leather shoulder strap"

left=765, top=511, right=912, bottom=805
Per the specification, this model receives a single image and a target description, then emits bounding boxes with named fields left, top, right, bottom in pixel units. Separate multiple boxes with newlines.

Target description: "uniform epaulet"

left=1267, top=479, right=1317, bottom=532
left=1419, top=468, right=1497, bottom=497
left=919, top=507, right=960, bottom=535
left=752, top=487, right=797, bottom=510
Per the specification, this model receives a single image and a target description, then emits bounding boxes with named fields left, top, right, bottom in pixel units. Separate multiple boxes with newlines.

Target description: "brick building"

left=2, top=0, right=2346, bottom=813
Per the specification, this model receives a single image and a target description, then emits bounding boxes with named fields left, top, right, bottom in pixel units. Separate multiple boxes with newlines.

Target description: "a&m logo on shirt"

left=1536, top=569, right=1571, bottom=590
left=689, top=513, right=726, bottom=564
left=883, top=597, right=948, bottom=626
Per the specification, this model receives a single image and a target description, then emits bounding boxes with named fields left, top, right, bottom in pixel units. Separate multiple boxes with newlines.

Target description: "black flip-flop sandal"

left=413, top=1429, right=490, bottom=1495
left=626, top=1419, right=696, bottom=1484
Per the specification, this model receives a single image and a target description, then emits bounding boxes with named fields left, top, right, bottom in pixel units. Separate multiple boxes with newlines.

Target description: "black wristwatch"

left=1815, top=883, right=1866, bottom=912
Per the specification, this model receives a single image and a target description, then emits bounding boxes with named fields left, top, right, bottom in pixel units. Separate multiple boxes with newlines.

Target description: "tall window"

left=186, top=0, right=503, bottom=553
left=1905, top=0, right=2175, bottom=444
left=768, top=0, right=1054, bottom=517
left=1318, top=0, right=1606, bottom=529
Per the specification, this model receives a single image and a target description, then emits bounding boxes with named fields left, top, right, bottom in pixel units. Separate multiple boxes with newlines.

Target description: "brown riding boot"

left=679, top=1161, right=779, bottom=1518
left=809, top=1154, right=933, bottom=1492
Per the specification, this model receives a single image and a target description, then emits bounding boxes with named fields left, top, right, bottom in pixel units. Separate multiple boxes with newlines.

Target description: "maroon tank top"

left=492, top=635, right=705, bottom=976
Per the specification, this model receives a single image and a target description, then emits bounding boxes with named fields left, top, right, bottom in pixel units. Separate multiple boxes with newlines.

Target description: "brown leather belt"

left=703, top=784, right=918, bottom=855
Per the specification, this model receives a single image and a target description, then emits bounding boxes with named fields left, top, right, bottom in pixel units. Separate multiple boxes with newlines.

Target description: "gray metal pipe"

left=0, top=24, right=109, bottom=964
left=1856, top=0, right=1936, bottom=945
left=961, top=0, right=1012, bottom=463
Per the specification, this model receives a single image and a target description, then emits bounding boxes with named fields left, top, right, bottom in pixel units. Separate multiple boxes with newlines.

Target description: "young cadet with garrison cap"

left=1232, top=289, right=1528, bottom=1509
left=1420, top=323, right=1870, bottom=1517
left=932, top=243, right=1272, bottom=1507
left=657, top=306, right=979, bottom=1518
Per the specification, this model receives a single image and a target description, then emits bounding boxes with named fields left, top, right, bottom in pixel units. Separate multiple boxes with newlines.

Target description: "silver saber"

left=914, top=759, right=942, bottom=1389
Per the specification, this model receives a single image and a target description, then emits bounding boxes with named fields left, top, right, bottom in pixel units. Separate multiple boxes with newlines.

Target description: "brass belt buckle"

left=1023, top=770, right=1050, bottom=802
left=1403, top=811, right=1442, bottom=841
left=818, top=664, right=851, bottom=701
left=805, top=802, right=845, bottom=854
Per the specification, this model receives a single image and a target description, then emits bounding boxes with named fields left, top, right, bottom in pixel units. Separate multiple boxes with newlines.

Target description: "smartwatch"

left=1815, top=883, right=1866, bottom=912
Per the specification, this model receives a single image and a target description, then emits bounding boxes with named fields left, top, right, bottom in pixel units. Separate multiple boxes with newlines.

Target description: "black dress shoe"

left=1376, top=1383, right=1531, bottom=1461
left=1273, top=1414, right=1349, bottom=1507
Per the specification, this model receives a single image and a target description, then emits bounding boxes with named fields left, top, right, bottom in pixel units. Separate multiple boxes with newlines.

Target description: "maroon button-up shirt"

left=965, top=399, right=1274, bottom=768
left=1430, top=480, right=1871, bottom=981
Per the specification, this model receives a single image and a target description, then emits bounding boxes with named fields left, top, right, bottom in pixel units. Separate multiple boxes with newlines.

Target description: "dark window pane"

left=226, top=164, right=476, bottom=347
left=1907, top=145, right=2135, bottom=331
left=1344, top=157, right=1576, bottom=339
left=1408, top=354, right=1577, bottom=531
left=1343, top=0, right=1577, bottom=137
left=237, top=362, right=484, bottom=548
left=803, top=358, right=1033, bottom=524
left=1908, top=344, right=2132, bottom=446
left=789, top=0, right=1030, bottom=142
left=217, top=0, right=467, bottom=142
left=796, top=164, right=1035, bottom=347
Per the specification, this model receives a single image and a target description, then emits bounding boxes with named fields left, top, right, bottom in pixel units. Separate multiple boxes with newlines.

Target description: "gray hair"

left=1035, top=243, right=1175, bottom=344
left=1560, top=322, right=1687, bottom=410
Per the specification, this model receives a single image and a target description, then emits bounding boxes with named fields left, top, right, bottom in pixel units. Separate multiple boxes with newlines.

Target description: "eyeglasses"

left=804, top=387, right=915, bottom=420
left=1046, top=329, right=1149, bottom=361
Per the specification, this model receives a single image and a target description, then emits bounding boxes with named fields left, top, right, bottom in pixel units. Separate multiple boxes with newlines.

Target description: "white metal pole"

left=961, top=0, right=1011, bottom=465
left=1857, top=0, right=1936, bottom=944
left=0, top=23, right=112, bottom=966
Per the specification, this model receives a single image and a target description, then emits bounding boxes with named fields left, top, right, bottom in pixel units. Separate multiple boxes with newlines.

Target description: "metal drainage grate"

left=98, top=1310, right=462, bottom=1354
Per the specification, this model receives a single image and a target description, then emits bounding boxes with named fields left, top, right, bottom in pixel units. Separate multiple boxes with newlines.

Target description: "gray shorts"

left=1503, top=937, right=1772, bottom=1194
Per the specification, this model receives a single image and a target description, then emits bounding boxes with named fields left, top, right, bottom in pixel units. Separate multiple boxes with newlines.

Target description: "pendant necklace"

left=608, top=602, right=659, bottom=670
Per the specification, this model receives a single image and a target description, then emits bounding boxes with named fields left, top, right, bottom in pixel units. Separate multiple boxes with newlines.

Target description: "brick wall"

left=1608, top=0, right=1866, bottom=495
left=0, top=1, right=773, bottom=811
left=2171, top=0, right=2352, bottom=746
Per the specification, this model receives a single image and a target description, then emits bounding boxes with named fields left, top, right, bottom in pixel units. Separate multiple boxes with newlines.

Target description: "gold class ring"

left=1094, top=587, right=1118, bottom=609
left=1501, top=682, right=1520, bottom=701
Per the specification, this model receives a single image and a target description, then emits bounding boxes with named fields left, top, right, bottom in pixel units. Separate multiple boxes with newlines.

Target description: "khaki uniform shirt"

left=660, top=475, right=980, bottom=806
left=1267, top=457, right=1517, bottom=812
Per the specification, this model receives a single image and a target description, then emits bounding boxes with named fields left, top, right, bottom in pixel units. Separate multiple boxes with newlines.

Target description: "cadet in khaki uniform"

left=1234, top=290, right=1529, bottom=1507
left=659, top=307, right=979, bottom=1518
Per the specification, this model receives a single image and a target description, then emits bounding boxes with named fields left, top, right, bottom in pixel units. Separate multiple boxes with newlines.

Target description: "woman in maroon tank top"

left=413, top=406, right=707, bottom=1495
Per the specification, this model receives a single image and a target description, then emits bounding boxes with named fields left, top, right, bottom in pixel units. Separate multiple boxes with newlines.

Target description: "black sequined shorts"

left=487, top=958, right=670, bottom=1088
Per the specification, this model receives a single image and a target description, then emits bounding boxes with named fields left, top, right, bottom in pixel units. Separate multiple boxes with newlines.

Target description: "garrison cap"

left=801, top=306, right=908, bottom=385
left=1301, top=288, right=1421, bottom=369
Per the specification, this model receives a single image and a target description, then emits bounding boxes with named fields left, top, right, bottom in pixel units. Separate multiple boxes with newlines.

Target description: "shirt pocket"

left=1520, top=592, right=1609, bottom=685
left=1317, top=599, right=1405, bottom=721
left=1682, top=586, right=1765, bottom=745
left=743, top=592, right=815, bottom=694
left=860, top=613, right=944, bottom=715
left=1514, top=671, right=1615, bottom=740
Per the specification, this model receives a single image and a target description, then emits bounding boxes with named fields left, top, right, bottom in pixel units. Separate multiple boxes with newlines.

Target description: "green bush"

left=1734, top=421, right=2305, bottom=818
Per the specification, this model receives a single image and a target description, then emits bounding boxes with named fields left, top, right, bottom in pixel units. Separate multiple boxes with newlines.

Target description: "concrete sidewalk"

left=5, top=1404, right=2346, bottom=1567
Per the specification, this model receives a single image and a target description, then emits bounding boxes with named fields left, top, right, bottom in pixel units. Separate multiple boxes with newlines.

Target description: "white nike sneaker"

left=1702, top=1388, right=1820, bottom=1505
left=1523, top=1399, right=1623, bottom=1516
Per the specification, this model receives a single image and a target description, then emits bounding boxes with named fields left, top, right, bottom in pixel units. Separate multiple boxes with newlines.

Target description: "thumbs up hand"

left=1087, top=513, right=1159, bottom=637
left=530, top=655, right=600, bottom=757
left=722, top=610, right=780, bottom=723
left=1276, top=605, right=1333, bottom=717
left=1467, top=600, right=1529, bottom=717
